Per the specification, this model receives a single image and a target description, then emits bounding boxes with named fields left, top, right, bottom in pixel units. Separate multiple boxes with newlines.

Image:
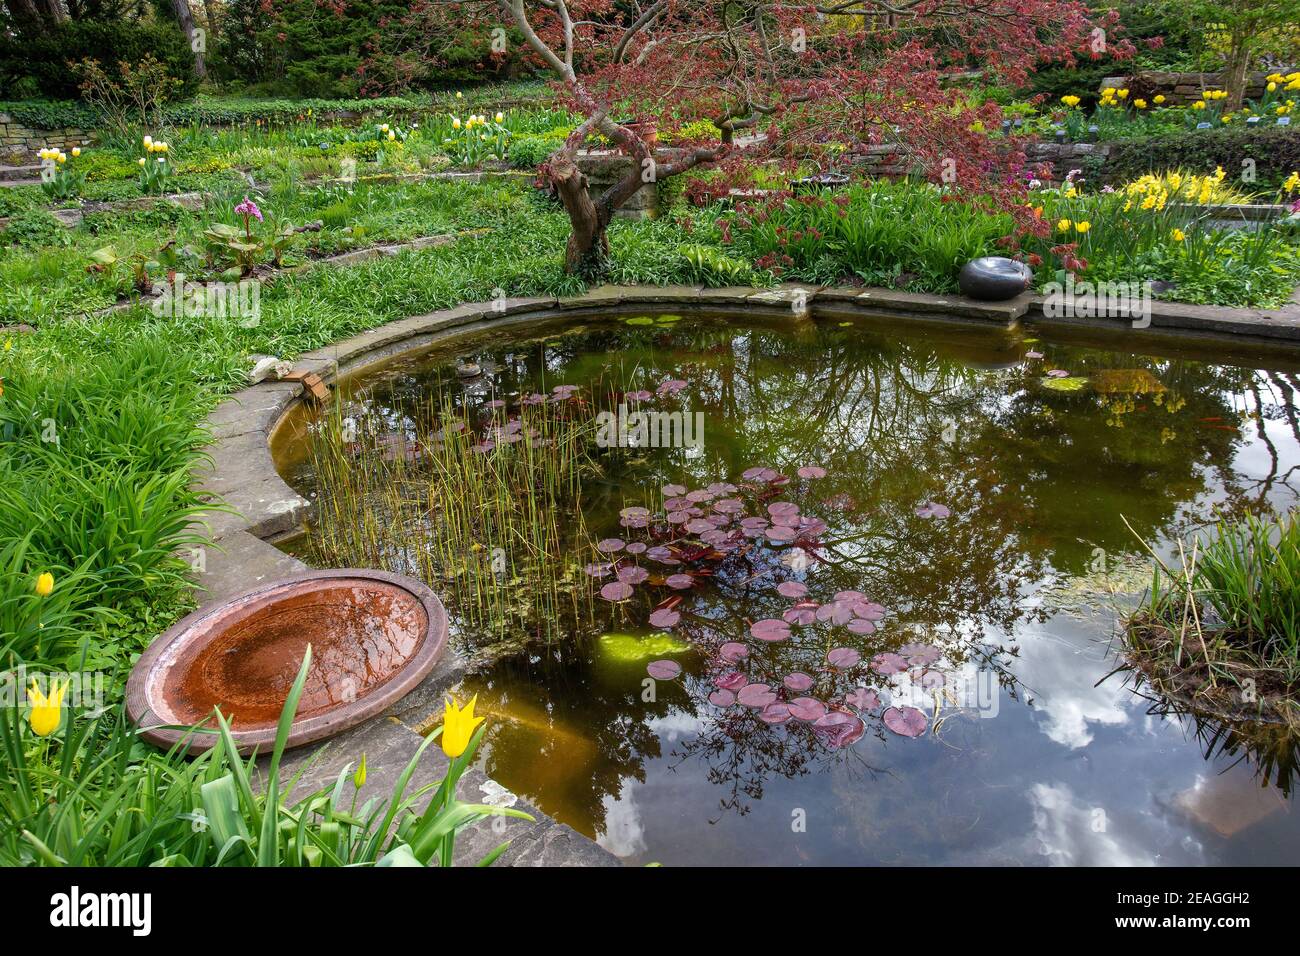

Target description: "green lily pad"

left=1041, top=375, right=1089, bottom=392
left=624, top=316, right=655, bottom=326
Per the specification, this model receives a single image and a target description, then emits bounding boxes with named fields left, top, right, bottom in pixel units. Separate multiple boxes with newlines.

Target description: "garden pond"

left=277, top=309, right=1300, bottom=865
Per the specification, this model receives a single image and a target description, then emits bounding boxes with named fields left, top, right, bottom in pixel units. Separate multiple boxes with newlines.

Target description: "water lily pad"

left=708, top=689, right=736, bottom=707
left=846, top=618, right=877, bottom=635
left=788, top=697, right=827, bottom=721
left=783, top=672, right=815, bottom=692
left=777, top=581, right=809, bottom=598
left=750, top=618, right=792, bottom=642
left=871, top=652, right=908, bottom=675
left=1041, top=375, right=1089, bottom=392
left=827, top=647, right=862, bottom=668
left=783, top=603, right=818, bottom=625
left=845, top=687, right=880, bottom=711
left=719, top=641, right=750, bottom=663
left=647, top=659, right=682, bottom=680
left=759, top=702, right=792, bottom=725
left=648, top=608, right=680, bottom=628
left=883, top=705, right=928, bottom=738
left=662, top=483, right=687, bottom=497
left=737, top=683, right=778, bottom=708
left=797, top=465, right=827, bottom=479
left=812, top=711, right=866, bottom=747
left=665, top=573, right=695, bottom=590
left=899, top=642, right=941, bottom=666
left=715, top=671, right=748, bottom=691
left=600, top=582, right=634, bottom=601
left=915, top=502, right=951, bottom=519
left=597, top=538, right=626, bottom=553
left=618, top=566, right=650, bottom=584
left=815, top=601, right=854, bottom=625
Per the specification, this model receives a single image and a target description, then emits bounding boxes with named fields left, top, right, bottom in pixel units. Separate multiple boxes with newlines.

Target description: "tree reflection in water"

left=294, top=313, right=1300, bottom=845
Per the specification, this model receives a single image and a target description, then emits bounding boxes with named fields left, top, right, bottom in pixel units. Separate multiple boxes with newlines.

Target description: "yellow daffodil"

left=1061, top=95, right=1081, bottom=107
left=1075, top=221, right=1091, bottom=233
left=1214, top=166, right=1225, bottom=181
left=1283, top=171, right=1299, bottom=193
left=440, top=695, right=484, bottom=759
left=1122, top=199, right=1133, bottom=212
left=35, top=571, right=54, bottom=596
left=1171, top=228, right=1186, bottom=241
left=27, top=680, right=66, bottom=736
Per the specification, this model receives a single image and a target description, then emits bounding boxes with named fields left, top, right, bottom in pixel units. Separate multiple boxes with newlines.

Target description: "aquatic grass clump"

left=304, top=385, right=601, bottom=642
left=1123, top=510, right=1300, bottom=723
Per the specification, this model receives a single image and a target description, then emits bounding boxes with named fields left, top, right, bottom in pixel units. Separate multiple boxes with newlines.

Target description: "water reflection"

left=288, top=313, right=1300, bottom=864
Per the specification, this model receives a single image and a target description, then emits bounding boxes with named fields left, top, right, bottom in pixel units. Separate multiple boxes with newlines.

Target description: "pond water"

left=281, top=310, right=1300, bottom=866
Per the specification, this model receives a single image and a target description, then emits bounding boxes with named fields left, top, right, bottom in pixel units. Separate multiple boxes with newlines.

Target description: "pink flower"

left=234, top=196, right=263, bottom=222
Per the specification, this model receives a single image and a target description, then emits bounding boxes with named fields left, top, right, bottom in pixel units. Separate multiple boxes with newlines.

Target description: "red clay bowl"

left=126, top=569, right=448, bottom=755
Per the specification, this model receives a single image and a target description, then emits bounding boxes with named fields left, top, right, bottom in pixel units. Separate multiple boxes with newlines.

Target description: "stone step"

left=0, top=164, right=41, bottom=183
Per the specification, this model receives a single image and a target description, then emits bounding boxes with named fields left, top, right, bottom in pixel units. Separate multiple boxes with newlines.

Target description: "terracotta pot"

left=614, top=118, right=658, bottom=151
left=126, top=569, right=448, bottom=755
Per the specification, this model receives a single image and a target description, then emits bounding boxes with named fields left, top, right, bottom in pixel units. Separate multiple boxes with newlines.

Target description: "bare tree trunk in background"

left=4, top=0, right=42, bottom=25
left=1224, top=29, right=1251, bottom=110
left=38, top=0, right=65, bottom=23
left=201, top=0, right=219, bottom=40
left=170, top=0, right=208, bottom=80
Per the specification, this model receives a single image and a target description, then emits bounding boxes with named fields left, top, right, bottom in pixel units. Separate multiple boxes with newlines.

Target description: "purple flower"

left=234, top=196, right=263, bottom=222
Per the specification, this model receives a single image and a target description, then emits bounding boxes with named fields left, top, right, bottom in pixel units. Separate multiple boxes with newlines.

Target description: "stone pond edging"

left=191, top=279, right=1300, bottom=866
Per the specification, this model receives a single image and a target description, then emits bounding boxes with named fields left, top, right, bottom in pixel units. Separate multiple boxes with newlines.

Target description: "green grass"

left=1125, top=511, right=1300, bottom=721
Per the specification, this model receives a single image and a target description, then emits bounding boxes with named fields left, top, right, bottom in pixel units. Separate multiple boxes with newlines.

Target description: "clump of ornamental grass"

left=303, top=388, right=600, bottom=642
left=1122, top=511, right=1300, bottom=726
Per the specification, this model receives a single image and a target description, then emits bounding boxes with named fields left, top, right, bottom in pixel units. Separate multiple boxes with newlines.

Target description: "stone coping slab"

left=188, top=278, right=1300, bottom=866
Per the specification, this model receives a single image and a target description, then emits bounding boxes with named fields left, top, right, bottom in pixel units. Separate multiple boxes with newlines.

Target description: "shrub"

left=0, top=21, right=198, bottom=101
left=1103, top=126, right=1300, bottom=190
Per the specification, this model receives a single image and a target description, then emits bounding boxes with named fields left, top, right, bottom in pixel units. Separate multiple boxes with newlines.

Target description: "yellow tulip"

left=55, top=153, right=65, bottom=164
left=1056, top=218, right=1071, bottom=232
left=1061, top=95, right=1081, bottom=107
left=35, top=572, right=54, bottom=597
left=138, top=157, right=146, bottom=166
left=387, top=130, right=396, bottom=140
left=455, top=91, right=463, bottom=98
left=1154, top=95, right=1166, bottom=104
left=440, top=695, right=484, bottom=758
left=27, top=680, right=66, bottom=737
left=71, top=147, right=80, bottom=157
left=143, top=135, right=153, bottom=147
left=1117, top=89, right=1129, bottom=99
left=1269, top=82, right=1278, bottom=92
left=1171, top=228, right=1186, bottom=241
left=1075, top=221, right=1091, bottom=233
left=354, top=753, right=367, bottom=788
left=1134, top=99, right=1147, bottom=109
left=452, top=116, right=461, bottom=129
left=495, top=111, right=504, bottom=122
left=1193, top=100, right=1206, bottom=110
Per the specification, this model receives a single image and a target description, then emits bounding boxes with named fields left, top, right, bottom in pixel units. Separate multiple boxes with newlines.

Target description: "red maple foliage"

left=428, top=1, right=1132, bottom=274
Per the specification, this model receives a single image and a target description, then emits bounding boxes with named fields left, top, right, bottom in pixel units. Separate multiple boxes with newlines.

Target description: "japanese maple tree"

left=448, top=0, right=1130, bottom=274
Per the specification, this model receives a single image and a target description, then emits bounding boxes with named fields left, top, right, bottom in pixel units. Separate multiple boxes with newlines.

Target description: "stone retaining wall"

left=1098, top=70, right=1278, bottom=106
left=0, top=113, right=94, bottom=161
